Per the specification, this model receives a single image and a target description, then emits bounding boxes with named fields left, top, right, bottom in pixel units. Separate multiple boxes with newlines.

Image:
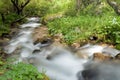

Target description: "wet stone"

left=41, top=38, right=53, bottom=44
left=32, top=49, right=41, bottom=54
left=82, top=68, right=99, bottom=80
left=81, top=62, right=120, bottom=80
left=89, top=36, right=98, bottom=41
left=115, top=53, right=120, bottom=60
left=93, top=53, right=112, bottom=62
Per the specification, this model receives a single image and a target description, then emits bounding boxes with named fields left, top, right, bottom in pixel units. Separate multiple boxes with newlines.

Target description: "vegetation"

left=0, top=0, right=120, bottom=79
left=0, top=0, right=30, bottom=36
left=0, top=59, right=49, bottom=80
left=48, top=14, right=118, bottom=44
left=47, top=0, right=120, bottom=45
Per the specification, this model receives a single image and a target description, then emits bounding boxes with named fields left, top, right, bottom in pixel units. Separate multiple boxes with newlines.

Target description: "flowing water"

left=4, top=17, right=120, bottom=80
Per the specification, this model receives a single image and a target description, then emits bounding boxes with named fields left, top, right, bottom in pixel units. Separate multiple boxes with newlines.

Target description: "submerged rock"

left=81, top=62, right=120, bottom=80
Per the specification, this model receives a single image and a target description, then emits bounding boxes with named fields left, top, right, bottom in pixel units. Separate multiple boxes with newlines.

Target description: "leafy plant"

left=97, top=17, right=120, bottom=44
left=48, top=15, right=101, bottom=44
left=0, top=62, right=49, bottom=80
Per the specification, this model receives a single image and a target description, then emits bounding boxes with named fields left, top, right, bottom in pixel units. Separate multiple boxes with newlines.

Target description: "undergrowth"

left=0, top=58, right=49, bottom=80
left=48, top=14, right=120, bottom=45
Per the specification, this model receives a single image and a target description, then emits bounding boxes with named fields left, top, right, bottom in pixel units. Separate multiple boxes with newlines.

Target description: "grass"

left=0, top=58, right=49, bottom=80
left=47, top=13, right=120, bottom=44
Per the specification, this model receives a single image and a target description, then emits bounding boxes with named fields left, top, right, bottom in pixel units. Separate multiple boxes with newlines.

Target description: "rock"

left=82, top=68, right=99, bottom=80
left=112, top=53, right=120, bottom=63
left=32, top=49, right=41, bottom=54
left=53, top=33, right=63, bottom=42
left=71, top=42, right=80, bottom=49
left=115, top=53, right=120, bottom=60
left=81, top=62, right=120, bottom=80
left=1, top=33, right=10, bottom=38
left=9, top=28, right=19, bottom=37
left=99, top=43, right=114, bottom=48
left=0, top=49, right=8, bottom=59
left=33, top=25, right=49, bottom=42
left=41, top=38, right=52, bottom=44
left=0, top=38, right=10, bottom=50
left=75, top=51, right=89, bottom=59
left=89, top=36, right=98, bottom=41
left=34, top=38, right=53, bottom=48
left=93, top=53, right=112, bottom=62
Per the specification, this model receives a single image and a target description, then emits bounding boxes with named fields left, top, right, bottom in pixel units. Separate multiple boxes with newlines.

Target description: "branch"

left=11, top=15, right=27, bottom=26
left=21, top=0, right=31, bottom=9
left=0, top=13, right=5, bottom=23
left=11, top=0, right=19, bottom=11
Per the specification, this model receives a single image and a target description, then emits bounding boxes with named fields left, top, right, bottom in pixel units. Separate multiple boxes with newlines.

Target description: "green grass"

left=48, top=14, right=120, bottom=44
left=0, top=59, right=49, bottom=80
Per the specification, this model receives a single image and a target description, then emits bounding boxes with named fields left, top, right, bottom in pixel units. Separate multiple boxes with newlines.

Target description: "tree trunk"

left=76, top=0, right=81, bottom=12
left=11, top=0, right=31, bottom=15
left=0, top=13, right=5, bottom=23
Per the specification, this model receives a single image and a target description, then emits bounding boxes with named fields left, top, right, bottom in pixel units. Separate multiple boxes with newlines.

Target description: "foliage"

left=48, top=13, right=120, bottom=45
left=0, top=0, right=120, bottom=45
left=0, top=24, right=10, bottom=36
left=0, top=62, right=49, bottom=80
left=97, top=17, right=120, bottom=44
left=0, top=13, right=23, bottom=36
left=25, top=0, right=52, bottom=16
left=48, top=15, right=98, bottom=44
left=0, top=0, right=12, bottom=13
left=5, top=13, right=22, bottom=24
left=25, top=0, right=76, bottom=17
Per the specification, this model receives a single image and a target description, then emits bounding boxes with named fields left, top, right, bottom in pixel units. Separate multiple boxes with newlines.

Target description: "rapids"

left=4, top=17, right=120, bottom=80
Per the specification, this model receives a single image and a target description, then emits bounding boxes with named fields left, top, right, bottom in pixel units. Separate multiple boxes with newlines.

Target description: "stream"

left=3, top=17, right=120, bottom=80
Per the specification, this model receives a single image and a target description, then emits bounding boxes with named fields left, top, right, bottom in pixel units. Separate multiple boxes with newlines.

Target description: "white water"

left=28, top=48, right=87, bottom=80
left=4, top=17, right=120, bottom=80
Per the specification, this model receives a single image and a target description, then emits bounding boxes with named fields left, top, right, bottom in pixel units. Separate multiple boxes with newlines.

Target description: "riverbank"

left=1, top=16, right=120, bottom=80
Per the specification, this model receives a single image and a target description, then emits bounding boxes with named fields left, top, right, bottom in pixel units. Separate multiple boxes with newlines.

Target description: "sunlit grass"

left=48, top=14, right=119, bottom=44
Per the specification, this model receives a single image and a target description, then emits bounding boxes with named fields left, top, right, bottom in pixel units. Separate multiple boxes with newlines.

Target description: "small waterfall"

left=4, top=17, right=120, bottom=80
